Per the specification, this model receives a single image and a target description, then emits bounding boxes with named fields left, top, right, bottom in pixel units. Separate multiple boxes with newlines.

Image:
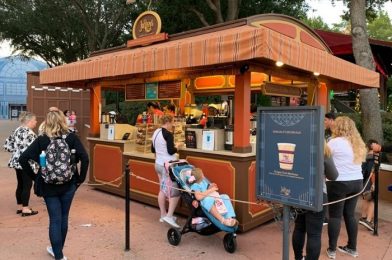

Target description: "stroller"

left=165, top=160, right=238, bottom=253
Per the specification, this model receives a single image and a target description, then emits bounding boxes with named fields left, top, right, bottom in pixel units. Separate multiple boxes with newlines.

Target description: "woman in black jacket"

left=292, top=141, right=339, bottom=260
left=19, top=111, right=89, bottom=260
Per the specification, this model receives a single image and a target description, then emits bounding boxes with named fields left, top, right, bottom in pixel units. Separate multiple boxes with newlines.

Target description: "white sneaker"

left=162, top=216, right=180, bottom=228
left=159, top=216, right=177, bottom=223
left=46, top=246, right=54, bottom=258
left=61, top=257, right=67, bottom=260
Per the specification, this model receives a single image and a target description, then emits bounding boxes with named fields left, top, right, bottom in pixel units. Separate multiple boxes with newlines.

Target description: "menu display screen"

left=125, top=84, right=145, bottom=100
left=158, top=81, right=181, bottom=99
left=125, top=81, right=181, bottom=100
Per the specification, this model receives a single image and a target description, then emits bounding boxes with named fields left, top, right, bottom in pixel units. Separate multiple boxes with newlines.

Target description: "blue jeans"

left=44, top=184, right=77, bottom=260
left=292, top=208, right=324, bottom=260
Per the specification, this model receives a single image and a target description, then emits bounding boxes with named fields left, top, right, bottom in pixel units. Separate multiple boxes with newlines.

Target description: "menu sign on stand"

left=256, top=106, right=324, bottom=211
left=125, top=84, right=145, bottom=100
left=158, top=81, right=181, bottom=99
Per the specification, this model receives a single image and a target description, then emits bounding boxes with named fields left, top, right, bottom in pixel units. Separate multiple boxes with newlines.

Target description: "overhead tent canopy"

left=316, top=29, right=392, bottom=77
left=40, top=14, right=379, bottom=90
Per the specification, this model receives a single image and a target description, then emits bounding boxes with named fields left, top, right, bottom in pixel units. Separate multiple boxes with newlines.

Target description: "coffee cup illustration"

left=277, top=143, right=296, bottom=170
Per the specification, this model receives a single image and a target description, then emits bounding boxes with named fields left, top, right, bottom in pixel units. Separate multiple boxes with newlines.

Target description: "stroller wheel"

left=167, top=228, right=181, bottom=246
left=223, top=233, right=237, bottom=253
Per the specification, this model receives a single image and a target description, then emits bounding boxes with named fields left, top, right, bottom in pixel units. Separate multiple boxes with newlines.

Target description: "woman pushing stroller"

left=188, top=168, right=238, bottom=227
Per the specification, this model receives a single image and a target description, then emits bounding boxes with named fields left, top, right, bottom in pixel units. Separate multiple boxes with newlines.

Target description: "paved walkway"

left=1, top=119, right=392, bottom=259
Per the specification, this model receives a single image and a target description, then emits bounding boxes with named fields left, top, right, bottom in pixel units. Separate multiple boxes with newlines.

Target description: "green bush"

left=338, top=112, right=392, bottom=143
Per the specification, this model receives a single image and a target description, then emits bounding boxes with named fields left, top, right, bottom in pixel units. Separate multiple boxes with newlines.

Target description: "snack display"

left=135, top=123, right=158, bottom=153
left=173, top=121, right=185, bottom=144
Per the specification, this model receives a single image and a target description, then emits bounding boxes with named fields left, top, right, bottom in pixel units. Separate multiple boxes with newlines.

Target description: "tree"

left=0, top=0, right=138, bottom=67
left=154, top=0, right=309, bottom=34
left=368, top=11, right=392, bottom=41
left=349, top=0, right=386, bottom=143
left=302, top=16, right=331, bottom=30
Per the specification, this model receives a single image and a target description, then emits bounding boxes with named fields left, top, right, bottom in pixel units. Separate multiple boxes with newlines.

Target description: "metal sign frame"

left=256, top=106, right=324, bottom=211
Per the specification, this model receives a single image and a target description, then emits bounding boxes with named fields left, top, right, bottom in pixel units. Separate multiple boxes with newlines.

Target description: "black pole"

left=282, top=205, right=290, bottom=260
left=373, top=152, right=380, bottom=236
left=125, top=164, right=130, bottom=250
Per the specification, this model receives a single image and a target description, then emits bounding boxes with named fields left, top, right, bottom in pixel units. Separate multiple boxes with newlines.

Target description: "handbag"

left=34, top=173, right=44, bottom=197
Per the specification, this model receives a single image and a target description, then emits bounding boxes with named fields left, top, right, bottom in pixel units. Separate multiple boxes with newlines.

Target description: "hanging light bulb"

left=276, top=61, right=284, bottom=67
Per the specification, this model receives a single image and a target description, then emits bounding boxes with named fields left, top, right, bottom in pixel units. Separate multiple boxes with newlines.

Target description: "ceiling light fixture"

left=276, top=61, right=284, bottom=67
left=313, top=72, right=320, bottom=76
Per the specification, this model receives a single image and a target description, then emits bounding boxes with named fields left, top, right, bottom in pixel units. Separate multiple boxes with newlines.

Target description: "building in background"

left=0, top=56, right=46, bottom=119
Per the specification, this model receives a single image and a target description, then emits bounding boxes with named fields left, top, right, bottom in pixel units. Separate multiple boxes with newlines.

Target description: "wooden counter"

left=87, top=138, right=274, bottom=232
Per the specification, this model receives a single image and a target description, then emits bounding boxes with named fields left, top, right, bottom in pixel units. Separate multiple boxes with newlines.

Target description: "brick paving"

left=1, top=119, right=392, bottom=259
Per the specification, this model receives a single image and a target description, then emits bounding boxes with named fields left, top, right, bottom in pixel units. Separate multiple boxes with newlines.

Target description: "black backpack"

left=42, top=135, right=73, bottom=184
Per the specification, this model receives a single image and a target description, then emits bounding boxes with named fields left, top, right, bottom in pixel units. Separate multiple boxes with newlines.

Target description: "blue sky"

left=1, top=1, right=391, bottom=58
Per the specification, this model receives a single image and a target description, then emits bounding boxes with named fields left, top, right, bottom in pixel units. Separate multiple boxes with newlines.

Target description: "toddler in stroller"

left=166, top=160, right=238, bottom=253
left=188, top=168, right=238, bottom=227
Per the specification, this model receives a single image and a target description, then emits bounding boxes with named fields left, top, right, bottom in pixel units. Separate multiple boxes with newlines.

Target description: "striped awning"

left=40, top=24, right=379, bottom=88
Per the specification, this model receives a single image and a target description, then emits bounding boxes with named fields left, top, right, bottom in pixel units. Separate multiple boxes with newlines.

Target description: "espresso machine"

left=224, top=96, right=234, bottom=151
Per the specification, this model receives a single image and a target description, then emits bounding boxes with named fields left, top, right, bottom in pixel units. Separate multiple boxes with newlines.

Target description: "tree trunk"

left=350, top=0, right=383, bottom=143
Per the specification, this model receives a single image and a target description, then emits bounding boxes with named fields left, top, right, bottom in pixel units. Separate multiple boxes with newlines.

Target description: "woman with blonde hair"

left=4, top=111, right=38, bottom=216
left=151, top=114, right=183, bottom=228
left=19, top=110, right=89, bottom=260
left=325, top=116, right=367, bottom=259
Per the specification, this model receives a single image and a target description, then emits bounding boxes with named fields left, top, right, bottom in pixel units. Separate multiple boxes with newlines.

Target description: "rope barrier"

left=85, top=169, right=375, bottom=211
left=129, top=172, right=268, bottom=206
left=82, top=174, right=124, bottom=186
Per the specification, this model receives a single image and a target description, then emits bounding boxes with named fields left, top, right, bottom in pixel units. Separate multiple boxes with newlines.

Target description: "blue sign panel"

left=256, top=106, right=324, bottom=211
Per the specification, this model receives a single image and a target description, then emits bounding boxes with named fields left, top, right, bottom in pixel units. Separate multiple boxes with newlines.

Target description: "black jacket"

left=19, top=133, right=89, bottom=197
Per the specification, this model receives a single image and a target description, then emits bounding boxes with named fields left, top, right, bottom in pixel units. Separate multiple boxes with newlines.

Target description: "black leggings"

left=327, top=180, right=363, bottom=251
left=292, top=208, right=324, bottom=260
left=15, top=169, right=33, bottom=207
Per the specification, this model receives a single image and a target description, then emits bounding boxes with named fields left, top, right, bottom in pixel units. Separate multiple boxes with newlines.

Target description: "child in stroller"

left=166, top=160, right=238, bottom=253
left=188, top=168, right=238, bottom=227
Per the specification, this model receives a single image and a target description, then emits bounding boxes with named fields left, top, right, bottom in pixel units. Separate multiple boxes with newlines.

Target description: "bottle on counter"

left=199, top=113, right=207, bottom=128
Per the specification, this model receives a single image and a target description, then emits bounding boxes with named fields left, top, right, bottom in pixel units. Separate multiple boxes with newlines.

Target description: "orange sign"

left=132, top=11, right=162, bottom=39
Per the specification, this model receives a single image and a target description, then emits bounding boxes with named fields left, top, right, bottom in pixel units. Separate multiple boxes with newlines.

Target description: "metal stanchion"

left=125, top=164, right=130, bottom=250
left=282, top=205, right=290, bottom=260
left=373, top=152, right=380, bottom=236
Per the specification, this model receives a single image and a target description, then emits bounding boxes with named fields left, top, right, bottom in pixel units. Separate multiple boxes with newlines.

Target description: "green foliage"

left=0, top=0, right=138, bottom=66
left=256, top=93, right=272, bottom=107
left=154, top=0, right=309, bottom=33
left=302, top=16, right=331, bottom=30
left=338, top=112, right=392, bottom=143
left=368, top=11, right=392, bottom=40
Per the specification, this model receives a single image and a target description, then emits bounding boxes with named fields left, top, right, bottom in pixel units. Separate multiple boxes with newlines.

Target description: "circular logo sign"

left=132, top=11, right=162, bottom=39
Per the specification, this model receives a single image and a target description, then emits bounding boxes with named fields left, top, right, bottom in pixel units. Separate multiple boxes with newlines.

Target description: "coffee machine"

left=224, top=96, right=234, bottom=150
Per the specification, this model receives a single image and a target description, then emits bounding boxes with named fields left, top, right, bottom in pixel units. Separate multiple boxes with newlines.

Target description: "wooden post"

left=233, top=70, right=252, bottom=153
left=90, top=83, right=101, bottom=137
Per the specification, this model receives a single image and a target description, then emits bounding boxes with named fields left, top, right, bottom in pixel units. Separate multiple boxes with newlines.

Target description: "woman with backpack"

left=19, top=110, right=89, bottom=260
left=3, top=111, right=38, bottom=217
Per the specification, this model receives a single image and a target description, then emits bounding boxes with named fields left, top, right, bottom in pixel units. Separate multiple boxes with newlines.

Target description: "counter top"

left=87, top=137, right=131, bottom=144
left=180, top=147, right=256, bottom=157
left=87, top=137, right=256, bottom=158
left=123, top=151, right=156, bottom=159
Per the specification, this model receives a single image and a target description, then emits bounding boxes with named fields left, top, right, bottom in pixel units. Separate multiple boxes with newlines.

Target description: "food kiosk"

left=39, top=13, right=380, bottom=231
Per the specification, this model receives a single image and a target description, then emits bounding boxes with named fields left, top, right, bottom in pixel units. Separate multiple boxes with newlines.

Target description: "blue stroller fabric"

left=171, top=163, right=238, bottom=233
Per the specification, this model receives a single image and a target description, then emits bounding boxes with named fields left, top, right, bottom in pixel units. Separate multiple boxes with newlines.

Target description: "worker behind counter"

left=147, top=101, right=164, bottom=116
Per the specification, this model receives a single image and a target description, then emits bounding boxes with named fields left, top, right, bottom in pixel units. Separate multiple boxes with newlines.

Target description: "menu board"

left=125, top=81, right=181, bottom=100
left=125, top=84, right=145, bottom=100
left=158, top=81, right=181, bottom=99
left=256, top=106, right=324, bottom=211
left=146, top=82, right=158, bottom=100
